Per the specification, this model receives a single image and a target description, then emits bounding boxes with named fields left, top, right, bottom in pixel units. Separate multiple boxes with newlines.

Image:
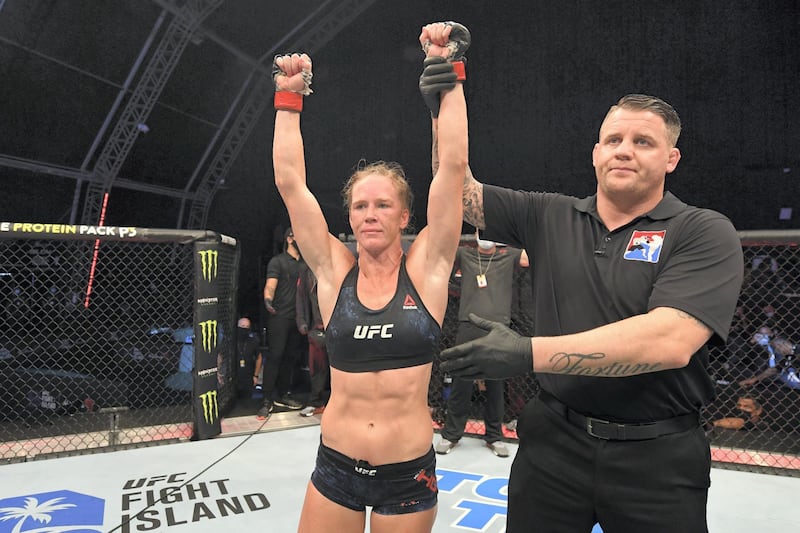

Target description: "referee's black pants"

left=508, top=396, right=710, bottom=533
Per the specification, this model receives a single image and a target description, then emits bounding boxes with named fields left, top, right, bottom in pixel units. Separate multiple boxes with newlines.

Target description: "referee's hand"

left=439, top=313, right=534, bottom=380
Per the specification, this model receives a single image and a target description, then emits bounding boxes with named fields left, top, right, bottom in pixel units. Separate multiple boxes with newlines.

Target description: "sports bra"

left=325, top=257, right=441, bottom=372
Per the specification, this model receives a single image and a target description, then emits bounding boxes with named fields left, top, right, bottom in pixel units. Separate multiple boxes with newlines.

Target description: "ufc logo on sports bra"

left=353, top=324, right=394, bottom=339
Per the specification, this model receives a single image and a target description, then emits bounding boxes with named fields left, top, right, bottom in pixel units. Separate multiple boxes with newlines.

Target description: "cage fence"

left=0, top=225, right=238, bottom=462
left=2, top=228, right=798, bottom=476
left=428, top=230, right=800, bottom=477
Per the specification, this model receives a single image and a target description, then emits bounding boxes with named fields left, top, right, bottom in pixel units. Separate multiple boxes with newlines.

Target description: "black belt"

left=538, top=390, right=699, bottom=441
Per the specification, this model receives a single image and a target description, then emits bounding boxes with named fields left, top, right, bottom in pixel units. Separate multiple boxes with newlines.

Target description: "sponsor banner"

left=193, top=242, right=221, bottom=439
left=0, top=221, right=224, bottom=244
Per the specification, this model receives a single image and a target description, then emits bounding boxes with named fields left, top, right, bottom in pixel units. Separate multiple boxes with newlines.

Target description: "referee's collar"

left=573, top=191, right=688, bottom=221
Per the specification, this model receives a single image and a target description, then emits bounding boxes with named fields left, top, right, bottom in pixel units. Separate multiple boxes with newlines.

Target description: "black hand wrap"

left=419, top=56, right=457, bottom=118
left=439, top=313, right=534, bottom=380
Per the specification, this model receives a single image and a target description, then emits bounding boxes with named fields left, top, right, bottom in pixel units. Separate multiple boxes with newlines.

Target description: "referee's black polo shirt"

left=482, top=185, right=743, bottom=422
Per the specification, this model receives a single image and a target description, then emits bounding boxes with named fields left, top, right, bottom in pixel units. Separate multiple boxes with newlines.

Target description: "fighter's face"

left=348, top=173, right=409, bottom=251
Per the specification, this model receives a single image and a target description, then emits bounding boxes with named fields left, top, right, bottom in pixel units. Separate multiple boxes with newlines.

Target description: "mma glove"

left=419, top=21, right=471, bottom=117
left=273, top=53, right=313, bottom=112
left=439, top=313, right=533, bottom=380
left=442, top=21, right=470, bottom=80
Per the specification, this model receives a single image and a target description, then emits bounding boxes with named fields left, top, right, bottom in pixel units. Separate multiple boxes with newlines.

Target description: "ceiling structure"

left=2, top=0, right=798, bottom=235
left=2, top=1, right=798, bottom=315
left=0, top=0, right=378, bottom=229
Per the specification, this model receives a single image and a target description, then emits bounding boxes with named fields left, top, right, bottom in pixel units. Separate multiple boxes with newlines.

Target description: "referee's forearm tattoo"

left=549, top=352, right=664, bottom=377
left=462, top=168, right=484, bottom=228
left=676, top=309, right=712, bottom=335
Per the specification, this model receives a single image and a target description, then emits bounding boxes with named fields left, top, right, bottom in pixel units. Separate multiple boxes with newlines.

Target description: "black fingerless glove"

left=444, top=21, right=471, bottom=62
left=439, top=313, right=533, bottom=380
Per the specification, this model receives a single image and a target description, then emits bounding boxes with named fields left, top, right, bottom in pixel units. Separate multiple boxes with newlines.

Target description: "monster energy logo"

left=200, top=320, right=218, bottom=352
left=199, top=390, right=219, bottom=424
left=199, top=249, right=218, bottom=282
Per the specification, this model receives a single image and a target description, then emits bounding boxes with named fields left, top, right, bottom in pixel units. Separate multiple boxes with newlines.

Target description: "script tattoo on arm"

left=549, top=352, right=664, bottom=377
left=463, top=167, right=485, bottom=228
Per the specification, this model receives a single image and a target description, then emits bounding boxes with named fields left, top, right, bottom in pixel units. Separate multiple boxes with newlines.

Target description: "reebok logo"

left=353, top=324, right=394, bottom=340
left=403, top=294, right=418, bottom=310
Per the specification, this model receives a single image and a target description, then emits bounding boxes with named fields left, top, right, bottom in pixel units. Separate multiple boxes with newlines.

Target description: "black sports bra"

left=325, top=257, right=441, bottom=372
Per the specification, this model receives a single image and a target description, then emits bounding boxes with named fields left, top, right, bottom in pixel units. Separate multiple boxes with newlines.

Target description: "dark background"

left=1, top=0, right=798, bottom=318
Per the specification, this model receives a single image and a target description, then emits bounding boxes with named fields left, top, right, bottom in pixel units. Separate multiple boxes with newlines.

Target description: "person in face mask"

left=236, top=317, right=263, bottom=400
left=435, top=229, right=528, bottom=458
left=752, top=327, right=772, bottom=347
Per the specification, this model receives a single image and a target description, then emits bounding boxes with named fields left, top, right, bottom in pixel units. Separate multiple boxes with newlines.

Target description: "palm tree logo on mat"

left=0, top=491, right=103, bottom=533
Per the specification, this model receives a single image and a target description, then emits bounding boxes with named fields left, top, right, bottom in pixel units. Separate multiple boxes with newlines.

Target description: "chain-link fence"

left=0, top=224, right=238, bottom=462
left=429, top=230, right=800, bottom=476
left=703, top=231, right=800, bottom=474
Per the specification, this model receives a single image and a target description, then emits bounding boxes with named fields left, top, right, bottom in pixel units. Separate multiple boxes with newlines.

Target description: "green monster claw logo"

left=200, top=320, right=218, bottom=352
left=199, top=390, right=219, bottom=424
left=199, top=250, right=218, bottom=282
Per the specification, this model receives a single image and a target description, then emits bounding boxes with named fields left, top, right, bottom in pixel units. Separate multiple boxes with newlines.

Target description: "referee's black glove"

left=439, top=313, right=534, bottom=380
left=418, top=56, right=456, bottom=118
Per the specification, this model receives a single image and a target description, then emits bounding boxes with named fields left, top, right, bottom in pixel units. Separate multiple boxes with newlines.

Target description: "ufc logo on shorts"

left=353, top=324, right=394, bottom=339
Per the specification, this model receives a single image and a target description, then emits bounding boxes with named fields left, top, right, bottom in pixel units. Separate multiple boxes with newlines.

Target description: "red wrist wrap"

left=274, top=91, right=303, bottom=112
left=452, top=61, right=466, bottom=81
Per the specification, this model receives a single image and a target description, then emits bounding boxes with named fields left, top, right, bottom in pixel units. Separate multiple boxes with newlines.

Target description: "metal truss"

left=79, top=0, right=224, bottom=225
left=181, top=0, right=379, bottom=229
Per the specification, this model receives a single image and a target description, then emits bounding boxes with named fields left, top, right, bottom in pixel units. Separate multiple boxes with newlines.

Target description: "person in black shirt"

left=430, top=93, right=744, bottom=532
left=256, top=227, right=305, bottom=417
left=235, top=317, right=261, bottom=400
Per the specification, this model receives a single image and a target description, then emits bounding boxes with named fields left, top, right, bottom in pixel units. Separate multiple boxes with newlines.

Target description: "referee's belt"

left=539, top=390, right=699, bottom=441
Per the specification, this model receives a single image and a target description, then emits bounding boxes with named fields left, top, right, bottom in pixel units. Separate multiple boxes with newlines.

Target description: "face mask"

left=238, top=327, right=250, bottom=336
left=477, top=238, right=495, bottom=250
left=753, top=333, right=770, bottom=346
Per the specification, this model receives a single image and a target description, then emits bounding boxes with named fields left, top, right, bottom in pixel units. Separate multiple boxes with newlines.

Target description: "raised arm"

left=272, top=54, right=351, bottom=286
left=431, top=127, right=485, bottom=230
left=407, top=23, right=469, bottom=319
left=424, top=64, right=485, bottom=230
left=423, top=24, right=467, bottom=249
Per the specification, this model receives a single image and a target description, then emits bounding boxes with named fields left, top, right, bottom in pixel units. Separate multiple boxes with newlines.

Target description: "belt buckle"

left=586, top=417, right=613, bottom=440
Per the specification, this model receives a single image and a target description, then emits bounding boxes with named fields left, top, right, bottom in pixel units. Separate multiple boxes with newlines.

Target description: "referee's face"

left=592, top=108, right=681, bottom=204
